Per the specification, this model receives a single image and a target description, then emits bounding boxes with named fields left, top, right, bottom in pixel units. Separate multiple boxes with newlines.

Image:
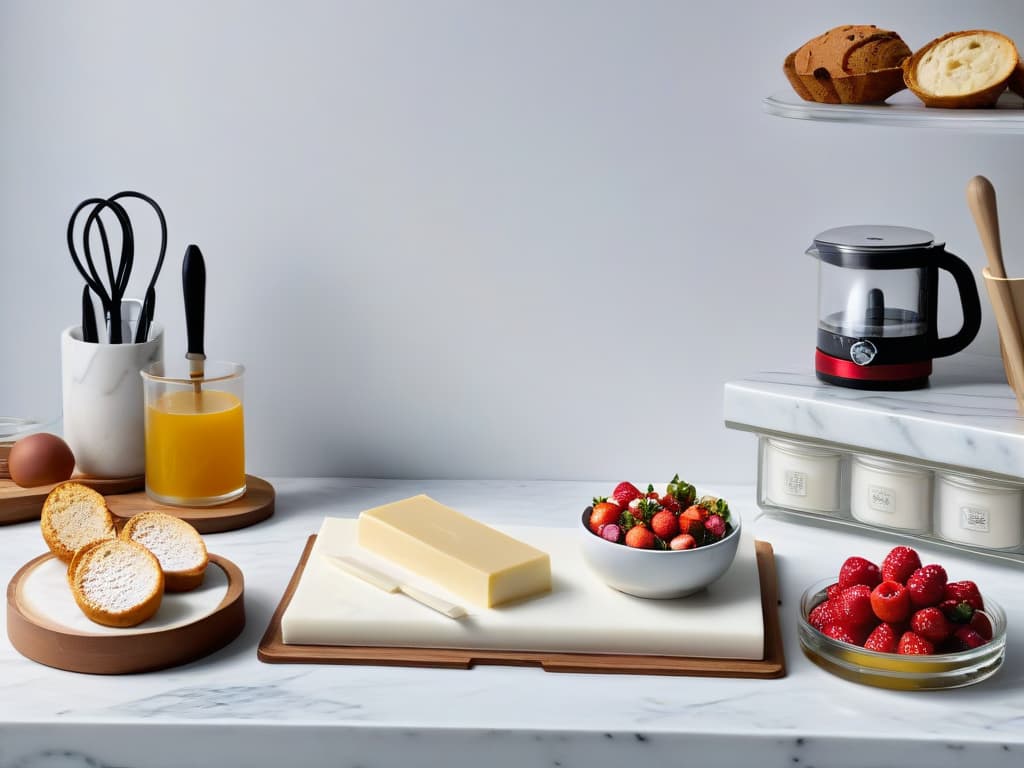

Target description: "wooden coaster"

left=7, top=552, right=245, bottom=675
left=0, top=475, right=145, bottom=526
left=106, top=475, right=275, bottom=534
left=258, top=537, right=787, bottom=678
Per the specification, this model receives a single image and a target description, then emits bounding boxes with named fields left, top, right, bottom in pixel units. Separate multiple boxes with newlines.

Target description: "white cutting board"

left=281, top=519, right=765, bottom=660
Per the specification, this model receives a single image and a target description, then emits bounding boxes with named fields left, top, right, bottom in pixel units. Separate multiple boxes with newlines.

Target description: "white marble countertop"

left=2, top=478, right=1023, bottom=768
left=724, top=355, right=1024, bottom=480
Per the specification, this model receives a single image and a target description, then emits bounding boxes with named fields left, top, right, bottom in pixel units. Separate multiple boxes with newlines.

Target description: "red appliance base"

left=815, top=349, right=932, bottom=391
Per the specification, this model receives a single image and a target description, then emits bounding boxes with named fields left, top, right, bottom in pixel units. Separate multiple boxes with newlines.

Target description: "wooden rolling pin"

left=966, top=175, right=1024, bottom=402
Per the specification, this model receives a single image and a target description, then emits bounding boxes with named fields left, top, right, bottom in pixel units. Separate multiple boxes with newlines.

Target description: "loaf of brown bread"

left=904, top=30, right=1020, bottom=108
left=785, top=25, right=912, bottom=104
left=120, top=512, right=208, bottom=592
left=40, top=482, right=116, bottom=562
left=70, top=538, right=164, bottom=627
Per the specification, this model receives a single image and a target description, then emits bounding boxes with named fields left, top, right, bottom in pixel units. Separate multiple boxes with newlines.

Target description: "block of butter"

left=357, top=495, right=551, bottom=608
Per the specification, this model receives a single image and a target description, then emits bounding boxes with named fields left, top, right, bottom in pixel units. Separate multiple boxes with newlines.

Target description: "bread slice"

left=120, top=512, right=208, bottom=592
left=70, top=538, right=164, bottom=627
left=784, top=25, right=911, bottom=104
left=41, top=482, right=116, bottom=562
left=904, top=30, right=1019, bottom=108
left=1008, top=61, right=1024, bottom=98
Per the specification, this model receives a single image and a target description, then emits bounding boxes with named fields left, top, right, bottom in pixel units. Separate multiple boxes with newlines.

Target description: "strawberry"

left=870, top=580, right=911, bottom=624
left=864, top=622, right=899, bottom=653
left=658, top=494, right=681, bottom=513
left=897, top=631, right=934, bottom=655
left=969, top=611, right=993, bottom=641
left=650, top=510, right=679, bottom=541
left=588, top=502, right=621, bottom=534
left=910, top=607, right=953, bottom=643
left=938, top=598, right=974, bottom=624
left=703, top=514, right=727, bottom=540
left=645, top=485, right=660, bottom=500
left=669, top=533, right=696, bottom=550
left=677, top=515, right=705, bottom=541
left=881, top=546, right=922, bottom=584
left=838, top=556, right=881, bottom=590
left=681, top=505, right=707, bottom=523
left=624, top=525, right=656, bottom=549
left=943, top=581, right=984, bottom=612
left=808, top=601, right=834, bottom=630
left=611, top=482, right=642, bottom=508
left=834, top=585, right=876, bottom=630
left=666, top=474, right=697, bottom=508
left=822, top=623, right=861, bottom=645
left=952, top=626, right=986, bottom=650
left=906, top=565, right=947, bottom=608
left=826, top=582, right=843, bottom=603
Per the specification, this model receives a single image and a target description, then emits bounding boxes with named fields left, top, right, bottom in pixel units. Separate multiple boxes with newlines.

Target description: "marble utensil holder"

left=61, top=324, right=163, bottom=478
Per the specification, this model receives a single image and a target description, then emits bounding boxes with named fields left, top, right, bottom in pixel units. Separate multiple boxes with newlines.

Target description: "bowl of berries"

left=579, top=475, right=741, bottom=599
left=798, top=545, right=1007, bottom=690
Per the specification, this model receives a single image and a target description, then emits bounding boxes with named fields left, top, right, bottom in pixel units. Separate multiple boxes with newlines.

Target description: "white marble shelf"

left=1, top=478, right=1024, bottom=768
left=724, top=355, right=1024, bottom=481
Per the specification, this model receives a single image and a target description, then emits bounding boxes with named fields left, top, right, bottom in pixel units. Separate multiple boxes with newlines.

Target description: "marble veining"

left=0, top=478, right=1022, bottom=767
left=724, top=357, right=1024, bottom=478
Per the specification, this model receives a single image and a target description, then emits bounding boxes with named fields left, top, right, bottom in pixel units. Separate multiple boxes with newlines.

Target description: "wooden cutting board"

left=0, top=475, right=144, bottom=526
left=259, top=528, right=785, bottom=678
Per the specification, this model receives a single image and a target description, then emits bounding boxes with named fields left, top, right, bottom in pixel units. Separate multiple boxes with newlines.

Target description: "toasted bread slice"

left=120, top=512, right=209, bottom=592
left=41, top=482, right=116, bottom=562
left=70, top=538, right=164, bottom=627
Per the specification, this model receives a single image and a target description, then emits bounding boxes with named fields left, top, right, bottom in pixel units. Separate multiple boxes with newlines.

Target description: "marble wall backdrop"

left=2, top=2, right=1022, bottom=482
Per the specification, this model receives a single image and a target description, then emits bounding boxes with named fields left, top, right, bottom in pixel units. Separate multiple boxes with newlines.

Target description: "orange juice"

left=145, top=389, right=245, bottom=504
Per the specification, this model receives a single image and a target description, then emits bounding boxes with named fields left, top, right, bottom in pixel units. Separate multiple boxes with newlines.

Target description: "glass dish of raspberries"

left=798, top=545, right=1006, bottom=690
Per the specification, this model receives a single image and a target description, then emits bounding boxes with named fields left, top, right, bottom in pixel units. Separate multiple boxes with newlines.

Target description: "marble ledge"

left=0, top=478, right=1022, bottom=768
left=723, top=355, right=1024, bottom=480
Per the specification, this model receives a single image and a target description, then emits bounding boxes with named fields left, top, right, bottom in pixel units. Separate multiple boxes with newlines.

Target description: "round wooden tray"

left=0, top=475, right=145, bottom=526
left=106, top=475, right=275, bottom=533
left=7, top=552, right=245, bottom=674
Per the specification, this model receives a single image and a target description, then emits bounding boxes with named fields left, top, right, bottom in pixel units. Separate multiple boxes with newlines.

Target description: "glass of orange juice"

left=141, top=361, right=246, bottom=506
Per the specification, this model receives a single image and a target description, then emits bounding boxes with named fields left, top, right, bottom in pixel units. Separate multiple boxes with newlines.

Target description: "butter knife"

left=322, top=554, right=467, bottom=619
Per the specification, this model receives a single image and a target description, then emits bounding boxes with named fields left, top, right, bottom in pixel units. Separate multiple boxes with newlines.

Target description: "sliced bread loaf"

left=41, top=482, right=116, bottom=562
left=70, top=538, right=164, bottom=627
left=120, top=512, right=209, bottom=592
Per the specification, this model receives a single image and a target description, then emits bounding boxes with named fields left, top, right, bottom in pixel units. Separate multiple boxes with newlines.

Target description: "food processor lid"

left=808, top=225, right=942, bottom=268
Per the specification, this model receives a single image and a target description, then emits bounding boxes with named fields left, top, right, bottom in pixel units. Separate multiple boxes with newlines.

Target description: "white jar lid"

left=766, top=438, right=842, bottom=459
left=937, top=471, right=1024, bottom=494
left=853, top=454, right=930, bottom=477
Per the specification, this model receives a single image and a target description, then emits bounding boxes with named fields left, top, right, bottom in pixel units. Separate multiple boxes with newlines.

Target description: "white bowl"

left=578, top=506, right=742, bottom=599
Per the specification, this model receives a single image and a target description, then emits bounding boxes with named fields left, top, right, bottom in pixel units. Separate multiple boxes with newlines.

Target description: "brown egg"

left=8, top=433, right=76, bottom=488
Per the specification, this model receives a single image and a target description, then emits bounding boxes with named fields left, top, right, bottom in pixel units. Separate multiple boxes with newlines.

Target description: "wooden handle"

left=966, top=175, right=1007, bottom=278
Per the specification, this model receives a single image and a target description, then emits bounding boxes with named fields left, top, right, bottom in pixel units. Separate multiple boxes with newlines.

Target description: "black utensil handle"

left=81, top=285, right=98, bottom=344
left=183, top=244, right=206, bottom=358
left=932, top=249, right=982, bottom=359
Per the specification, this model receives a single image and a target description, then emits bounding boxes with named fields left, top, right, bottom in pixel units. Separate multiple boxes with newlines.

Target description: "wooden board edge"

left=6, top=551, right=246, bottom=675
left=257, top=535, right=787, bottom=678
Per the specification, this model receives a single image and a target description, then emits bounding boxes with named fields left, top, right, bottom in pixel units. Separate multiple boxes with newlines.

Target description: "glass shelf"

left=764, top=89, right=1024, bottom=133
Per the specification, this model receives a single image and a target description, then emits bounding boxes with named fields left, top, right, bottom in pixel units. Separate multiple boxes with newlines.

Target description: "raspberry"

left=598, top=523, right=621, bottom=543
left=943, top=580, right=984, bottom=612
left=838, top=556, right=881, bottom=590
left=910, top=607, right=953, bottom=643
left=808, top=601, right=834, bottom=630
left=880, top=546, right=922, bottom=584
left=658, top=495, right=681, bottom=513
left=870, top=580, right=911, bottom=623
left=835, top=585, right=876, bottom=630
left=897, top=631, right=935, bottom=655
left=650, top=510, right=679, bottom=541
left=906, top=565, right=948, bottom=608
left=704, top=514, right=727, bottom=540
left=864, top=622, right=899, bottom=653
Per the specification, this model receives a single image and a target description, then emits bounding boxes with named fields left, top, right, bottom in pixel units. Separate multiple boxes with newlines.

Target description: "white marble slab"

left=723, top=354, right=1024, bottom=479
left=0, top=478, right=1022, bottom=768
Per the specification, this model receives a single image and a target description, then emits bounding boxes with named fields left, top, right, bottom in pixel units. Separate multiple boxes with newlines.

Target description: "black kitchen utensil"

left=182, top=244, right=207, bottom=390
left=81, top=285, right=99, bottom=344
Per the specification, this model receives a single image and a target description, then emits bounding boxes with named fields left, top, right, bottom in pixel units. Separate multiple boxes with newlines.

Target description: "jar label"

left=868, top=485, right=894, bottom=513
left=960, top=505, right=990, bottom=533
left=784, top=470, right=808, bottom=497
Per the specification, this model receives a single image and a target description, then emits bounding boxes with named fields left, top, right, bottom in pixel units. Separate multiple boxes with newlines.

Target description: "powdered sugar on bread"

left=71, top=539, right=164, bottom=626
left=120, top=512, right=208, bottom=592
left=41, top=482, right=115, bottom=562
